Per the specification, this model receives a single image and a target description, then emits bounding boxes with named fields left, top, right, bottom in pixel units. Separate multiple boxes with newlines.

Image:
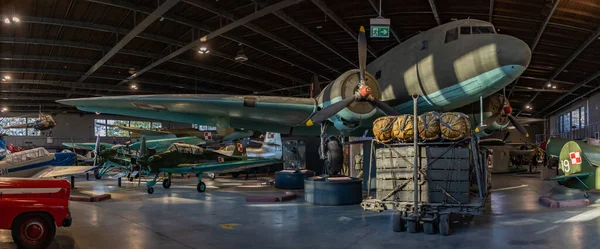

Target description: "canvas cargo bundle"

left=393, top=114, right=414, bottom=142
left=418, top=111, right=441, bottom=141
left=373, top=116, right=396, bottom=143
left=440, top=112, right=471, bottom=140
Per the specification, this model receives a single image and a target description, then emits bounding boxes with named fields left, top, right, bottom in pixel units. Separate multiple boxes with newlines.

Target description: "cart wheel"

left=94, top=172, right=101, bottom=180
left=147, top=187, right=154, bottom=194
left=407, top=219, right=418, bottom=233
left=392, top=211, right=405, bottom=232
left=423, top=221, right=436, bottom=235
left=584, top=192, right=590, bottom=199
left=439, top=214, right=451, bottom=236
left=162, top=179, right=171, bottom=189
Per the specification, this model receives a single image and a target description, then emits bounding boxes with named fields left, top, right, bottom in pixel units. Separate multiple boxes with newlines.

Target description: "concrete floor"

left=2, top=169, right=600, bottom=249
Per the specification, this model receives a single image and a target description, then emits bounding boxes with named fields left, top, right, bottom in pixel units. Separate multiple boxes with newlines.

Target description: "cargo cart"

left=360, top=137, right=490, bottom=236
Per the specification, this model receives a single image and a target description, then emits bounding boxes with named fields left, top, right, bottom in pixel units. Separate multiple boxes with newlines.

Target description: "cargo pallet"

left=360, top=137, right=490, bottom=236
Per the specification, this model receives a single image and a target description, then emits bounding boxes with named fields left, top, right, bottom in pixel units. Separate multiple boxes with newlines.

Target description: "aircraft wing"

left=543, top=173, right=592, bottom=181
left=62, top=142, right=114, bottom=150
left=127, top=136, right=205, bottom=152
left=31, top=166, right=101, bottom=178
left=159, top=159, right=281, bottom=174
left=2, top=123, right=33, bottom=129
left=57, top=94, right=320, bottom=135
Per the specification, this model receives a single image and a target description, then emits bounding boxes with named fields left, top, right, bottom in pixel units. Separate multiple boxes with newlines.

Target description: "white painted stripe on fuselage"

left=0, top=188, right=62, bottom=194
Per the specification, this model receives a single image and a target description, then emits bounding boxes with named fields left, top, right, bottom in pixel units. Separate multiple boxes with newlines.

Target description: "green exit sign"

left=371, top=26, right=390, bottom=38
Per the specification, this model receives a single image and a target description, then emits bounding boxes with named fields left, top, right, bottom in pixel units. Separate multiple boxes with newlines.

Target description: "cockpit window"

left=472, top=26, right=495, bottom=34
left=444, top=27, right=458, bottom=43
left=460, top=26, right=471, bottom=34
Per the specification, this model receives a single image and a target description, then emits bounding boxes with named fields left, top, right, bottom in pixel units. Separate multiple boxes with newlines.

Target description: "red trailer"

left=0, top=178, right=72, bottom=249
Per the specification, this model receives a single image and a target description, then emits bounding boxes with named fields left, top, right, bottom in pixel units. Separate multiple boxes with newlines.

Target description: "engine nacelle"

left=316, top=69, right=382, bottom=132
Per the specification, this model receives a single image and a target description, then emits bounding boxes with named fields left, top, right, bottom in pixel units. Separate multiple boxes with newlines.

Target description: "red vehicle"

left=0, top=178, right=72, bottom=249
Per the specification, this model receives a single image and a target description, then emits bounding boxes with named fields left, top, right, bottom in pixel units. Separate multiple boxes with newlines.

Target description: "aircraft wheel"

left=439, top=214, right=451, bottom=236
left=147, top=187, right=154, bottom=194
left=584, top=192, right=590, bottom=199
left=94, top=173, right=101, bottom=180
left=197, top=182, right=206, bottom=193
left=162, top=179, right=171, bottom=189
left=128, top=177, right=134, bottom=182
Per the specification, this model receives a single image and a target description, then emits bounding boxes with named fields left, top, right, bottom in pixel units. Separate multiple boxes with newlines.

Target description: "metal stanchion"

left=118, top=177, right=122, bottom=188
left=70, top=175, right=75, bottom=189
left=412, top=94, right=419, bottom=216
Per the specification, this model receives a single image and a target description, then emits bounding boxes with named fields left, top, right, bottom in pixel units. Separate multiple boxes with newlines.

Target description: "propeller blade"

left=93, top=136, right=100, bottom=167
left=503, top=130, right=511, bottom=142
left=370, top=98, right=398, bottom=115
left=358, top=26, right=367, bottom=84
left=508, top=115, right=529, bottom=137
left=139, top=136, right=147, bottom=158
left=306, top=96, right=355, bottom=126
left=311, top=74, right=322, bottom=98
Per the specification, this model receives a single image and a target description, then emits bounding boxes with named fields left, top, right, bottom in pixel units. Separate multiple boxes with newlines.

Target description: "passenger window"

left=421, top=40, right=428, bottom=50
left=444, top=27, right=458, bottom=43
left=472, top=26, right=495, bottom=34
left=460, top=26, right=471, bottom=34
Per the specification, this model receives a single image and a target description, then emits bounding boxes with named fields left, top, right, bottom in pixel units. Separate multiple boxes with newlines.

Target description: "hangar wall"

left=546, top=91, right=600, bottom=137
left=1, top=113, right=186, bottom=151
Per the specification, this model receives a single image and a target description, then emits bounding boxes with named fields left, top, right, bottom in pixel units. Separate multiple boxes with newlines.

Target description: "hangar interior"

left=1, top=0, right=600, bottom=248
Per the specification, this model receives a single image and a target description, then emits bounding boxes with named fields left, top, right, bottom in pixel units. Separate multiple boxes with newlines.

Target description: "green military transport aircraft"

left=58, top=19, right=531, bottom=138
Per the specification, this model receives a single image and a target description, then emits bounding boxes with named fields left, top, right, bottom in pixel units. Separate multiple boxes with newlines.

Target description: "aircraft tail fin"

left=231, top=140, right=247, bottom=157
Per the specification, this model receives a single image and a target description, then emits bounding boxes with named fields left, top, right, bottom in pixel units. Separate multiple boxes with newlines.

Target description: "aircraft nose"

left=496, top=35, right=531, bottom=78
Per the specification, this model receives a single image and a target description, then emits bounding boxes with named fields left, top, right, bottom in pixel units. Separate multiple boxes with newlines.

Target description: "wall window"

left=579, top=106, right=586, bottom=128
left=444, top=27, right=459, bottom=43
left=571, top=109, right=580, bottom=129
left=94, top=119, right=161, bottom=137
left=559, top=112, right=571, bottom=133
left=0, top=117, right=42, bottom=136
left=130, top=121, right=151, bottom=130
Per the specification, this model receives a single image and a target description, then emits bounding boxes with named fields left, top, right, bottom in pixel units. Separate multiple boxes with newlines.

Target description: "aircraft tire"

left=197, top=182, right=206, bottom=193
left=584, top=192, right=590, bottom=199
left=94, top=173, right=101, bottom=180
left=147, top=187, right=154, bottom=194
left=163, top=179, right=171, bottom=189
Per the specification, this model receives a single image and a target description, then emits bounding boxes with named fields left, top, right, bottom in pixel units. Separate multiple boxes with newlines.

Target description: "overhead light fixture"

left=159, top=17, right=165, bottom=22
left=547, top=83, right=552, bottom=88
left=552, top=85, right=556, bottom=89
left=130, top=84, right=138, bottom=90
left=525, top=105, right=532, bottom=110
left=4, top=18, right=10, bottom=24
left=198, top=46, right=209, bottom=54
left=1, top=107, right=8, bottom=112
left=316, top=25, right=322, bottom=29
left=235, top=44, right=248, bottom=62
left=12, top=16, right=19, bottom=23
